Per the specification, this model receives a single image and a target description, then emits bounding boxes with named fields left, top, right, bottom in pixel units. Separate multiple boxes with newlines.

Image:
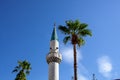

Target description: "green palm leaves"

left=12, top=60, right=31, bottom=80
left=58, top=20, right=92, bottom=46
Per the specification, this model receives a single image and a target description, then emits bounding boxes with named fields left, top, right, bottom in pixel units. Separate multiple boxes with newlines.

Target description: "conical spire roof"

left=51, top=26, right=58, bottom=41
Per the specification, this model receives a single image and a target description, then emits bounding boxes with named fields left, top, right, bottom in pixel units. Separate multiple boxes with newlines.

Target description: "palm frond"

left=66, top=20, right=81, bottom=34
left=12, top=66, right=21, bottom=73
left=66, top=20, right=79, bottom=32
left=26, top=70, right=30, bottom=75
left=18, top=60, right=22, bottom=67
left=58, top=25, right=70, bottom=35
left=77, top=37, right=85, bottom=47
left=79, top=29, right=92, bottom=37
left=63, top=36, right=71, bottom=44
left=66, top=20, right=76, bottom=31
left=66, top=20, right=73, bottom=28
left=78, top=23, right=88, bottom=30
left=26, top=63, right=31, bottom=71
left=74, top=20, right=80, bottom=28
left=12, top=69, right=18, bottom=73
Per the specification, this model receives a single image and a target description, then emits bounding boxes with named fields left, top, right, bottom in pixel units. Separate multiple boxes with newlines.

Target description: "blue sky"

left=0, top=0, right=120, bottom=80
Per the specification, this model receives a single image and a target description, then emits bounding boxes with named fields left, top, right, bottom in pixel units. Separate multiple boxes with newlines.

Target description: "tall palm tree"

left=58, top=20, right=92, bottom=80
left=12, top=60, right=31, bottom=80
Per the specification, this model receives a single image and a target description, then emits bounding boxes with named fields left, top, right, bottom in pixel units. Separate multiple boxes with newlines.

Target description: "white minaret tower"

left=46, top=25, right=62, bottom=80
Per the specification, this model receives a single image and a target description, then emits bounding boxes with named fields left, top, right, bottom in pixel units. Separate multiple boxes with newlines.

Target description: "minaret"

left=46, top=25, right=62, bottom=80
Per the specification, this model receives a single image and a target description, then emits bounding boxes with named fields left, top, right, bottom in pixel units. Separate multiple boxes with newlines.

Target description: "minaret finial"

left=54, top=22, right=56, bottom=29
left=54, top=23, right=56, bottom=27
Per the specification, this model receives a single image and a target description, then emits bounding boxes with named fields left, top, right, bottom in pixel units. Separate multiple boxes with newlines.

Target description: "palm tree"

left=58, top=20, right=92, bottom=80
left=12, top=60, right=31, bottom=80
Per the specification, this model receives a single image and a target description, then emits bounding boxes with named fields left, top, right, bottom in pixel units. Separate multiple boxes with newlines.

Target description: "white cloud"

left=78, top=63, right=89, bottom=80
left=61, top=46, right=82, bottom=64
left=78, top=74, right=88, bottom=80
left=60, top=45, right=89, bottom=80
left=97, top=56, right=112, bottom=78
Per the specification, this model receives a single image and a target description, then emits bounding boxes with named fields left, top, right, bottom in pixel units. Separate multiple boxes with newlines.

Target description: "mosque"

left=46, top=26, right=62, bottom=80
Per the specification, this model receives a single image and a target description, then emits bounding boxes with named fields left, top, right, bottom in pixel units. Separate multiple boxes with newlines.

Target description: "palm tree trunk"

left=73, top=44, right=77, bottom=80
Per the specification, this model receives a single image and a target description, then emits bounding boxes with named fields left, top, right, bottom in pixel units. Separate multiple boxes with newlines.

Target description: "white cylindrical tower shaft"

left=49, top=62, right=59, bottom=80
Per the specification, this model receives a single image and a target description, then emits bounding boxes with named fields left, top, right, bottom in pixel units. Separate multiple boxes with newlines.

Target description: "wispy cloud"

left=78, top=74, right=88, bottom=80
left=61, top=45, right=89, bottom=80
left=97, top=56, right=112, bottom=78
left=78, top=63, right=89, bottom=80
left=61, top=46, right=82, bottom=64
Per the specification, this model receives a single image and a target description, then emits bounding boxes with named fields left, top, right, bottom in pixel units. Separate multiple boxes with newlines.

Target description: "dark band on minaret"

left=46, top=54, right=61, bottom=64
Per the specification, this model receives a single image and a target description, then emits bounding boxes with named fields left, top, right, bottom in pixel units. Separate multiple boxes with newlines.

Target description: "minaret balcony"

left=46, top=52, right=62, bottom=64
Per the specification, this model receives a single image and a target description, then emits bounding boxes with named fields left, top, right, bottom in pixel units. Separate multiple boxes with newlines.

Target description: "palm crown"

left=12, top=60, right=31, bottom=80
left=58, top=20, right=92, bottom=46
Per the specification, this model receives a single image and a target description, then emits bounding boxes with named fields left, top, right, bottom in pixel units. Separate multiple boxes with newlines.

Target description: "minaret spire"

left=51, top=24, right=58, bottom=41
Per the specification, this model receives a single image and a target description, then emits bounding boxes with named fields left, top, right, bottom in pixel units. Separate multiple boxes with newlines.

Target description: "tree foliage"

left=58, top=20, right=92, bottom=46
left=12, top=60, right=31, bottom=80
